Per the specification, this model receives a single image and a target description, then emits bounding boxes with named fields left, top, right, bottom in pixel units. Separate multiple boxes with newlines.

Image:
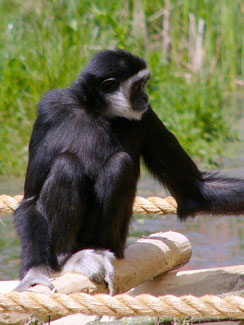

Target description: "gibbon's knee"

left=99, top=152, right=137, bottom=187
left=38, top=152, right=84, bottom=206
left=46, top=152, right=83, bottom=185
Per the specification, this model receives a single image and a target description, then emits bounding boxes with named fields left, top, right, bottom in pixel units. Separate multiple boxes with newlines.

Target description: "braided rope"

left=0, top=195, right=177, bottom=216
left=0, top=292, right=244, bottom=319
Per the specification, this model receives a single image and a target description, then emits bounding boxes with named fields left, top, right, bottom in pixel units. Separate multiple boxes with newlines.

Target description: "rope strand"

left=0, top=292, right=244, bottom=319
left=0, top=194, right=177, bottom=216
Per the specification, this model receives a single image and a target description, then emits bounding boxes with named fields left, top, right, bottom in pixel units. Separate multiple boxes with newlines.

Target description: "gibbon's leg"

left=14, top=196, right=56, bottom=291
left=14, top=152, right=85, bottom=291
left=60, top=151, right=138, bottom=295
left=65, top=152, right=138, bottom=295
left=93, top=151, right=138, bottom=257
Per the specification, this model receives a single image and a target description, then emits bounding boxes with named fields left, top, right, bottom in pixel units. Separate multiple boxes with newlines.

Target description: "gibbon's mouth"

left=133, top=103, right=149, bottom=113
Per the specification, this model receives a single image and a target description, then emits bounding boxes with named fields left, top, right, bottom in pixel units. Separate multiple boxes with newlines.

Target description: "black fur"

left=14, top=50, right=244, bottom=284
left=141, top=108, right=244, bottom=219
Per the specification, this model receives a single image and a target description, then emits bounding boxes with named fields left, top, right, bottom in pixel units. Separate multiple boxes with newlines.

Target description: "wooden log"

left=129, top=265, right=244, bottom=297
left=0, top=231, right=191, bottom=324
left=0, top=231, right=191, bottom=295
left=113, top=231, right=191, bottom=294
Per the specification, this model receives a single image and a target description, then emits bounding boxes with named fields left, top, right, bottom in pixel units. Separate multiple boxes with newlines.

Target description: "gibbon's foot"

left=14, top=266, right=55, bottom=292
left=62, top=249, right=115, bottom=295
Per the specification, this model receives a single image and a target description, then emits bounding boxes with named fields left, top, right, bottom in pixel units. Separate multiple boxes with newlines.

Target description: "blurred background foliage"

left=0, top=0, right=243, bottom=176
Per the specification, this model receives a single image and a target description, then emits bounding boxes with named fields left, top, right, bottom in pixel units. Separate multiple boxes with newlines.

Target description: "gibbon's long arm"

left=141, top=106, right=244, bottom=219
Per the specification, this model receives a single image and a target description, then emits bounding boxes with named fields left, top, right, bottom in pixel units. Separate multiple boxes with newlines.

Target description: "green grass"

left=0, top=0, right=243, bottom=175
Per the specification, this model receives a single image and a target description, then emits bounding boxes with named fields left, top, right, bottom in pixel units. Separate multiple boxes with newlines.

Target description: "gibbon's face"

left=82, top=50, right=150, bottom=120
left=102, top=68, right=151, bottom=120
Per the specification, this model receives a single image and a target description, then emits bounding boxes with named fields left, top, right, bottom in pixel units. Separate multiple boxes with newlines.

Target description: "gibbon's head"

left=76, top=50, right=151, bottom=120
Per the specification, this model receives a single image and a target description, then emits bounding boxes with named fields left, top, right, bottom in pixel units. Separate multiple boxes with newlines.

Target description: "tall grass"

left=0, top=0, right=243, bottom=176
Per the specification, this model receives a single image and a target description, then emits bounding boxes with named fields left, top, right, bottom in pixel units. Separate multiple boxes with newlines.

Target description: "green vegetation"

left=0, top=0, right=243, bottom=176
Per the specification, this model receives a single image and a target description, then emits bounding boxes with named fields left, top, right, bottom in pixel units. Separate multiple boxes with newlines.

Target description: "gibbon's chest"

left=72, top=117, right=142, bottom=172
left=110, top=118, right=143, bottom=160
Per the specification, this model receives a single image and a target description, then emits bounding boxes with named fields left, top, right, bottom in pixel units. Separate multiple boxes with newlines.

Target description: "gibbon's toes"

left=90, top=262, right=114, bottom=295
left=14, top=266, right=55, bottom=292
left=62, top=249, right=115, bottom=295
left=14, top=276, right=55, bottom=292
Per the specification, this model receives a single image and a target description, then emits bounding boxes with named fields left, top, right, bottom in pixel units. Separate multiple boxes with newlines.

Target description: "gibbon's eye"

left=101, top=78, right=119, bottom=93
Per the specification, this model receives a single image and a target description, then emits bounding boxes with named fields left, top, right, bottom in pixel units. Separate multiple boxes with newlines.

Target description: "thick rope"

left=0, top=292, right=244, bottom=319
left=0, top=195, right=177, bottom=216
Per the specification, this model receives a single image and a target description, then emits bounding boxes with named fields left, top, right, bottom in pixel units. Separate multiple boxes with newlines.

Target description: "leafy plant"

left=0, top=0, right=243, bottom=175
